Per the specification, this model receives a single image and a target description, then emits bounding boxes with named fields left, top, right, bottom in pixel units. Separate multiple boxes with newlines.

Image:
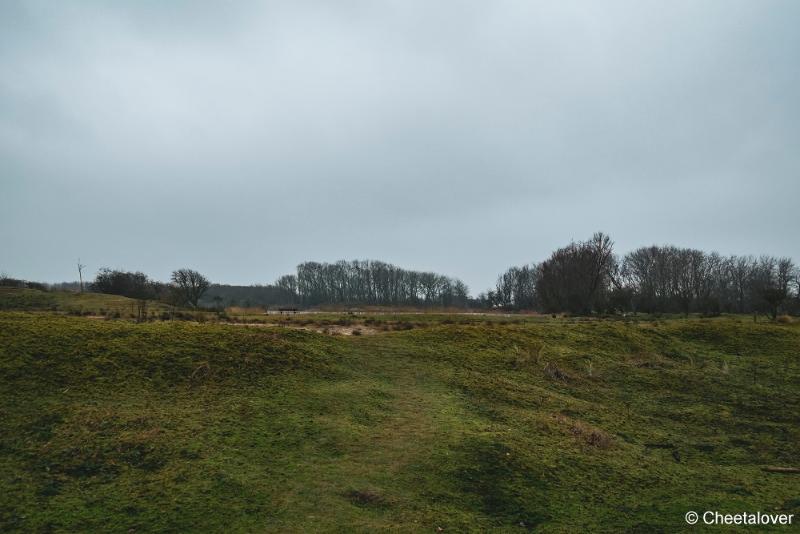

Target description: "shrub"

left=571, top=422, right=613, bottom=449
left=554, top=414, right=613, bottom=449
left=544, top=361, right=571, bottom=381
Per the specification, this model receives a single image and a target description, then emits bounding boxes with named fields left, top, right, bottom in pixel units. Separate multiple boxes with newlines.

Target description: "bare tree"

left=754, top=257, right=796, bottom=319
left=492, top=264, right=538, bottom=310
left=77, top=259, right=86, bottom=293
left=486, top=237, right=798, bottom=316
left=288, top=260, right=468, bottom=308
left=536, top=233, right=615, bottom=314
left=727, top=255, right=756, bottom=314
left=171, top=269, right=210, bottom=308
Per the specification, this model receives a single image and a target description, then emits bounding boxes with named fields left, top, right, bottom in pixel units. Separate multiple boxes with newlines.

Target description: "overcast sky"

left=1, top=1, right=798, bottom=293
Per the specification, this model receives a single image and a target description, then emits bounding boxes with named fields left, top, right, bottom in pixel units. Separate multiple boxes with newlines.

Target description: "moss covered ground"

left=1, top=290, right=798, bottom=532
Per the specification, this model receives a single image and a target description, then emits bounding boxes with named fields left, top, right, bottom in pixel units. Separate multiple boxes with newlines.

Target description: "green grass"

left=1, top=294, right=799, bottom=532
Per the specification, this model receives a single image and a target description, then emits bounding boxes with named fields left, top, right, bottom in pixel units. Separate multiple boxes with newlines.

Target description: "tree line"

left=482, top=233, right=799, bottom=318
left=273, top=260, right=470, bottom=307
left=7, top=237, right=797, bottom=317
left=79, top=260, right=470, bottom=310
left=202, top=284, right=295, bottom=309
left=90, top=268, right=210, bottom=308
left=0, top=275, right=49, bottom=292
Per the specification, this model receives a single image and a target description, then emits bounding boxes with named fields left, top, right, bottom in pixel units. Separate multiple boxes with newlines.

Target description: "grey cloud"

left=1, top=0, right=798, bottom=292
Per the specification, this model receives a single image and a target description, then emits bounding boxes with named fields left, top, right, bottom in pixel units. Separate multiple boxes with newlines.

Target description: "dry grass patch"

left=553, top=414, right=614, bottom=449
left=543, top=361, right=572, bottom=381
left=626, top=352, right=674, bottom=370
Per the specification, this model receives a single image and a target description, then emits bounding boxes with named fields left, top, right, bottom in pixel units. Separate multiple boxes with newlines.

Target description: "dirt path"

left=223, top=322, right=380, bottom=335
left=303, top=339, right=482, bottom=523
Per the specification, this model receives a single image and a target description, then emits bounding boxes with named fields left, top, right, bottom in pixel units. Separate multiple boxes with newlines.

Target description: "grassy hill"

left=1, top=293, right=798, bottom=531
left=0, top=288, right=171, bottom=317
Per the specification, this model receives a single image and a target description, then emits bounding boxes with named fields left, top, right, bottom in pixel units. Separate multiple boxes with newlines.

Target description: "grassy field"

left=0, top=288, right=172, bottom=317
left=1, top=290, right=799, bottom=532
